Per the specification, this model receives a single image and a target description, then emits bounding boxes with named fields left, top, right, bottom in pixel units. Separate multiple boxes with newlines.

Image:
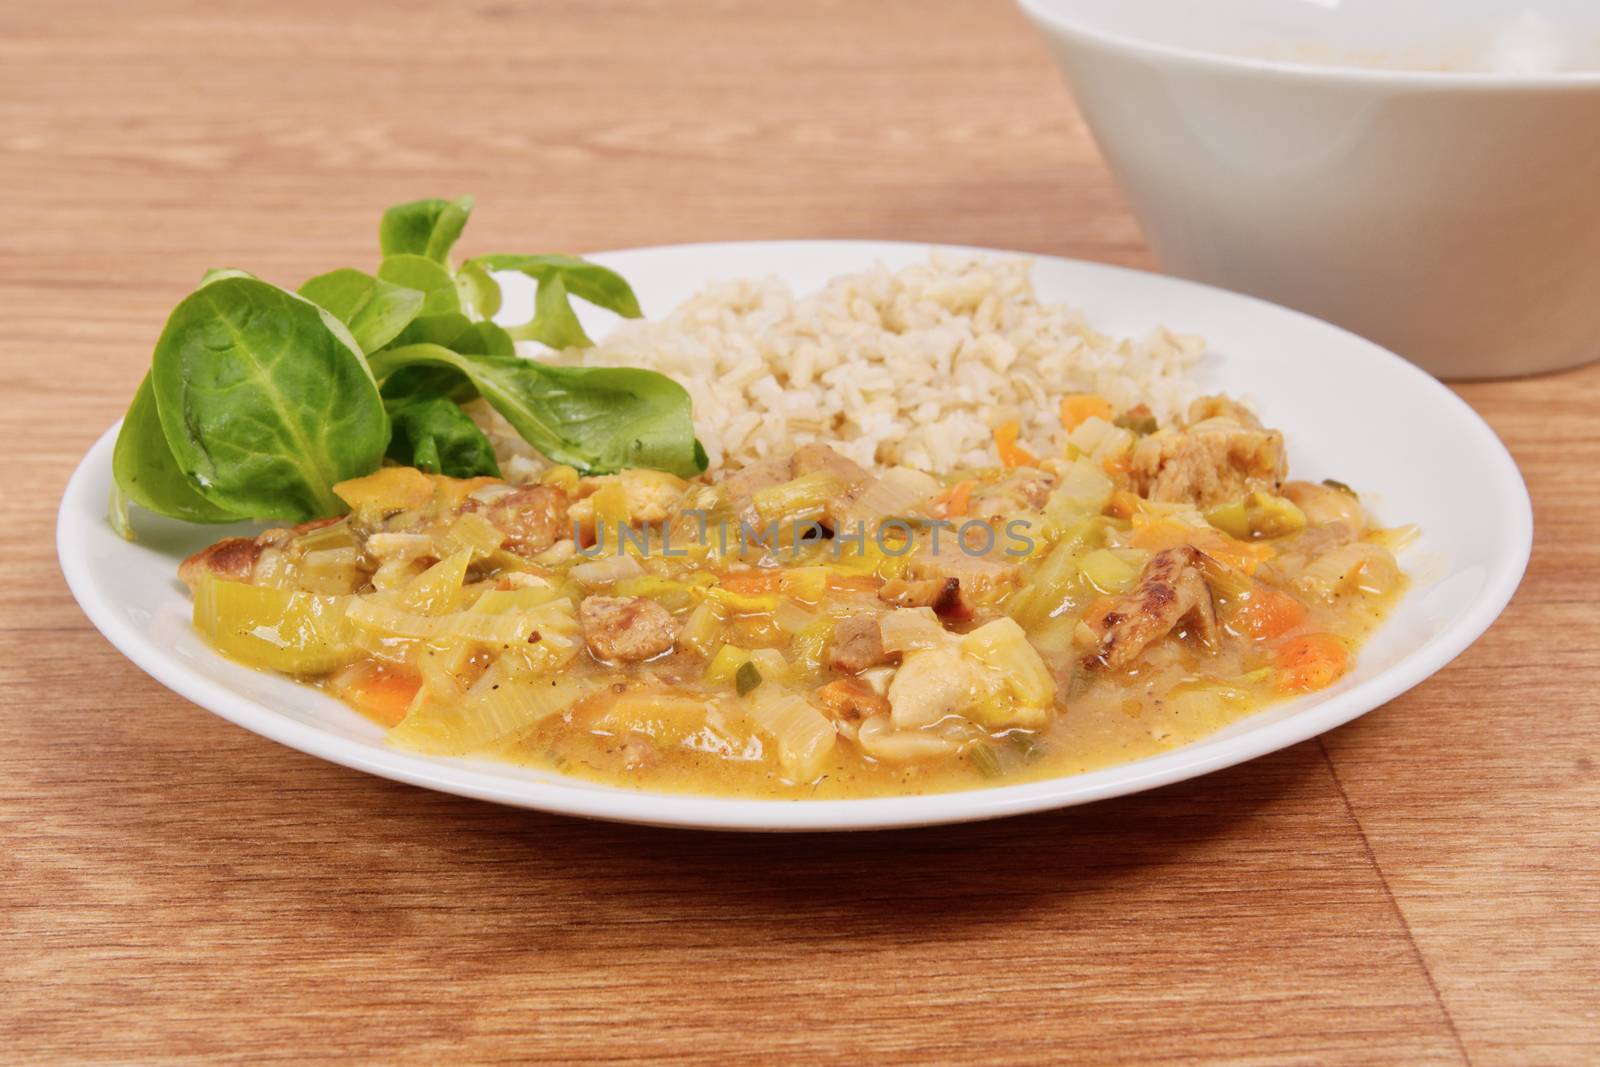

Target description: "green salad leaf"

left=464, top=252, right=642, bottom=349
left=110, top=196, right=703, bottom=534
left=379, top=196, right=473, bottom=264
left=377, top=254, right=460, bottom=316
left=371, top=343, right=705, bottom=477
left=148, top=276, right=390, bottom=521
left=386, top=397, right=502, bottom=479
left=455, top=259, right=503, bottom=320
left=298, top=268, right=425, bottom=354
left=112, top=373, right=242, bottom=525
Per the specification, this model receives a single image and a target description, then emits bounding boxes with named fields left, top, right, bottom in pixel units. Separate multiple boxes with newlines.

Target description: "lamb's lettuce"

left=298, top=268, right=425, bottom=355
left=371, top=343, right=705, bottom=478
left=148, top=276, right=390, bottom=521
left=112, top=374, right=242, bottom=525
left=110, top=196, right=702, bottom=533
left=379, top=196, right=473, bottom=264
left=385, top=397, right=502, bottom=479
left=377, top=254, right=460, bottom=316
left=463, top=253, right=642, bottom=349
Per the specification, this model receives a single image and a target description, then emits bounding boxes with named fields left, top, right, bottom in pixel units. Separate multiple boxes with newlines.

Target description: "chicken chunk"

left=177, top=517, right=339, bottom=592
left=579, top=595, right=679, bottom=663
left=720, top=456, right=794, bottom=537
left=829, top=614, right=891, bottom=673
left=1186, top=395, right=1265, bottom=429
left=814, top=677, right=891, bottom=725
left=179, top=536, right=265, bottom=592
left=790, top=442, right=876, bottom=530
left=469, top=484, right=570, bottom=556
left=969, top=467, right=1057, bottom=521
left=1283, top=480, right=1367, bottom=535
left=1084, top=546, right=1220, bottom=671
left=1127, top=418, right=1285, bottom=508
left=877, top=576, right=971, bottom=620
left=905, top=540, right=1021, bottom=609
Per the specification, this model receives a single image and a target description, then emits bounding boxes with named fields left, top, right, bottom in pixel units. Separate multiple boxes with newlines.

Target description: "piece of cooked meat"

left=1186, top=395, right=1264, bottom=429
left=790, top=443, right=875, bottom=530
left=829, top=614, right=891, bottom=673
left=1126, top=419, right=1286, bottom=508
left=905, top=541, right=1020, bottom=607
left=814, top=677, right=891, bottom=724
left=720, top=456, right=793, bottom=536
left=177, top=517, right=339, bottom=592
left=179, top=536, right=264, bottom=592
left=877, top=576, right=971, bottom=620
left=468, top=485, right=569, bottom=556
left=969, top=467, right=1057, bottom=521
left=579, top=595, right=679, bottom=663
left=1260, top=520, right=1360, bottom=587
left=1282, top=480, right=1367, bottom=535
left=1083, top=546, right=1220, bottom=671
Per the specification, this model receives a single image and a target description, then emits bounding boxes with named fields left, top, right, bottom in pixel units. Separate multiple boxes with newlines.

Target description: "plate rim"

left=57, top=239, right=1534, bottom=832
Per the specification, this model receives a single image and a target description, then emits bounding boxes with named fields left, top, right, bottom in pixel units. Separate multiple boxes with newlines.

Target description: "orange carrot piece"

left=1234, top=588, right=1308, bottom=641
left=1059, top=394, right=1113, bottom=431
left=929, top=478, right=977, bottom=518
left=1128, top=518, right=1274, bottom=575
left=344, top=667, right=422, bottom=727
left=994, top=421, right=1038, bottom=469
left=814, top=678, right=891, bottom=719
left=1274, top=633, right=1350, bottom=693
left=1101, top=453, right=1132, bottom=477
left=1105, top=489, right=1142, bottom=520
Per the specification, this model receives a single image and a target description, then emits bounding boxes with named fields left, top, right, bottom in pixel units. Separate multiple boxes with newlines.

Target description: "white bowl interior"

left=1025, top=0, right=1600, bottom=73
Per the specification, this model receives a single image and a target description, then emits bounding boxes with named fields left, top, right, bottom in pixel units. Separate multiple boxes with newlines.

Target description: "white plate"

left=58, top=241, right=1532, bottom=831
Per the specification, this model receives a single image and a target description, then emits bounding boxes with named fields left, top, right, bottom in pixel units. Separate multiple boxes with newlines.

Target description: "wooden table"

left=4, top=2, right=1596, bottom=1063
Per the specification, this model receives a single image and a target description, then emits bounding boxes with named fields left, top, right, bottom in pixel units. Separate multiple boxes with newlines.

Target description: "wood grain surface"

left=2, top=2, right=1596, bottom=1063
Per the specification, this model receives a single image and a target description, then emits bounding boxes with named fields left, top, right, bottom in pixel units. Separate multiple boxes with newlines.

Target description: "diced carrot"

left=1101, top=453, right=1132, bottom=477
left=929, top=478, right=977, bottom=518
left=993, top=421, right=1038, bottom=469
left=1205, top=536, right=1275, bottom=576
left=718, top=570, right=782, bottom=595
left=1059, top=394, right=1113, bottom=431
left=827, top=573, right=884, bottom=593
left=343, top=666, right=423, bottom=727
left=1274, top=633, right=1349, bottom=693
left=1128, top=517, right=1274, bottom=575
left=814, top=678, right=891, bottom=719
left=1105, top=489, right=1143, bottom=520
left=1233, top=587, right=1308, bottom=641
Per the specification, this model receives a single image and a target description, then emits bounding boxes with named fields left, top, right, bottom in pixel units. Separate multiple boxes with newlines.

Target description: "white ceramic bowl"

left=1017, top=0, right=1600, bottom=379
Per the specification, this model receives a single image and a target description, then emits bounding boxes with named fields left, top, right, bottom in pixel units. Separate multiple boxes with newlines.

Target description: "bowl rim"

left=1015, top=0, right=1600, bottom=89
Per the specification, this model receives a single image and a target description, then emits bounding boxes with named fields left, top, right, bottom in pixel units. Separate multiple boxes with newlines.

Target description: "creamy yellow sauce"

left=189, top=397, right=1412, bottom=802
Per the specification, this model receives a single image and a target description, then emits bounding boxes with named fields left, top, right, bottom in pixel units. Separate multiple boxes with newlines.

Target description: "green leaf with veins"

left=111, top=373, right=242, bottom=529
left=385, top=397, right=502, bottom=479
left=298, top=268, right=425, bottom=354
left=150, top=276, right=389, bottom=521
left=378, top=196, right=473, bottom=264
left=520, top=273, right=590, bottom=349
left=455, top=259, right=503, bottom=319
left=369, top=343, right=705, bottom=477
left=380, top=317, right=515, bottom=406
left=377, top=254, right=460, bottom=316
left=465, top=252, right=642, bottom=350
